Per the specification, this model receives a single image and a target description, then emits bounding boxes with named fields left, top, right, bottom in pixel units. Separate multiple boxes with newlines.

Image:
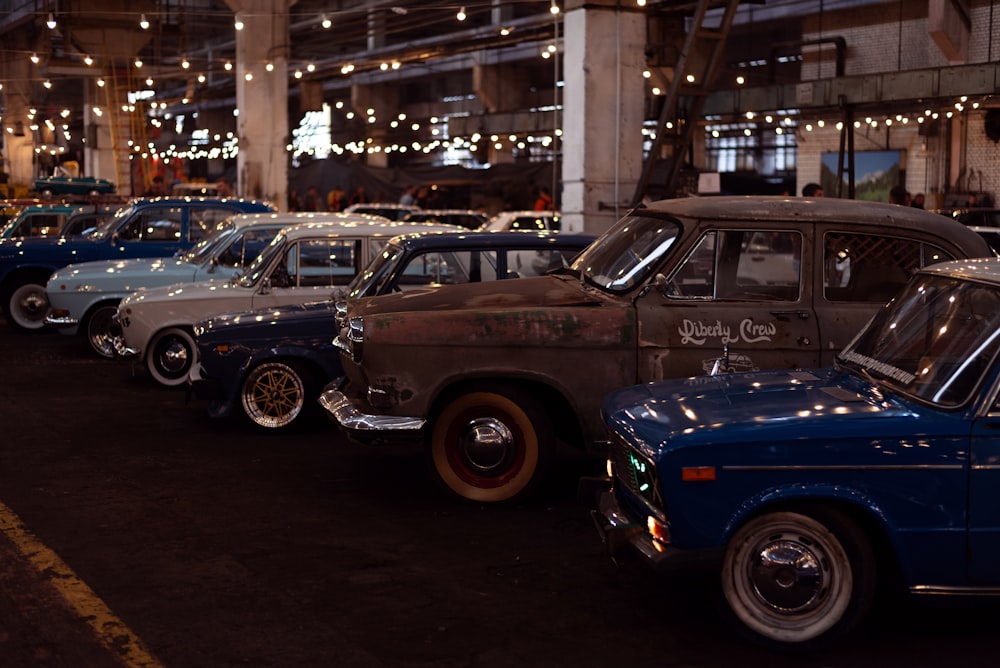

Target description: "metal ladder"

left=631, top=0, right=740, bottom=205
left=103, top=64, right=149, bottom=197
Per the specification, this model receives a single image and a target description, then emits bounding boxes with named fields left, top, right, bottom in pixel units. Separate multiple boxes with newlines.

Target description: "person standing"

left=801, top=183, right=824, bottom=197
left=215, top=176, right=233, bottom=198
left=534, top=185, right=553, bottom=211
left=399, top=185, right=417, bottom=206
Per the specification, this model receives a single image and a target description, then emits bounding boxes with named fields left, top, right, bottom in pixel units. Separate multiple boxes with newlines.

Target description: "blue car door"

left=968, top=408, right=1000, bottom=583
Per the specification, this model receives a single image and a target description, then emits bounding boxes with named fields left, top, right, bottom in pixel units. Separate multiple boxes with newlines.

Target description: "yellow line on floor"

left=0, top=500, right=164, bottom=668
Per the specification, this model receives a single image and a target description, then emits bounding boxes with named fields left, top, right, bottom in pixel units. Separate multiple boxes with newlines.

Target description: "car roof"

left=277, top=218, right=465, bottom=240
left=640, top=195, right=990, bottom=248
left=385, top=230, right=596, bottom=250
left=133, top=196, right=271, bottom=207
left=226, top=211, right=391, bottom=228
left=920, top=257, right=1000, bottom=283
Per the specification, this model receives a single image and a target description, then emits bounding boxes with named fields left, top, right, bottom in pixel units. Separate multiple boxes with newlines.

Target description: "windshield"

left=178, top=219, right=237, bottom=263
left=570, top=213, right=682, bottom=293
left=88, top=205, right=135, bottom=239
left=238, top=231, right=286, bottom=287
left=346, top=242, right=405, bottom=298
left=838, top=273, right=1000, bottom=406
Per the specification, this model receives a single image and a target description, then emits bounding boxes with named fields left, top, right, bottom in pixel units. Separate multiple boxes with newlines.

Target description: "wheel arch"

left=428, top=375, right=584, bottom=451
left=81, top=297, right=123, bottom=327
left=1, top=265, right=58, bottom=295
left=722, top=487, right=903, bottom=591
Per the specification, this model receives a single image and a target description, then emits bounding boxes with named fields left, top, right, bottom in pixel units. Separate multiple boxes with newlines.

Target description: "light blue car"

left=44, top=212, right=320, bottom=358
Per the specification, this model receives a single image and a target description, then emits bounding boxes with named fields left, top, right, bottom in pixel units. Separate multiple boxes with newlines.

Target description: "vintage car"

left=0, top=203, right=116, bottom=240
left=591, top=256, right=1000, bottom=651
left=44, top=212, right=312, bottom=357
left=401, top=209, right=488, bottom=230
left=114, top=218, right=463, bottom=388
left=33, top=175, right=116, bottom=198
left=343, top=203, right=421, bottom=221
left=318, top=196, right=993, bottom=504
left=188, top=230, right=595, bottom=430
left=0, top=196, right=273, bottom=332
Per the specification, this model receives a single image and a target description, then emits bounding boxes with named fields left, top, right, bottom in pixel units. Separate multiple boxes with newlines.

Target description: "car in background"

left=344, top=202, right=421, bottom=220
left=592, top=257, right=1000, bottom=651
left=0, top=203, right=118, bottom=240
left=33, top=176, right=116, bottom=198
left=402, top=209, right=487, bottom=230
left=45, top=212, right=310, bottom=358
left=971, top=226, right=1000, bottom=256
left=319, top=196, right=993, bottom=505
left=480, top=210, right=560, bottom=232
left=188, top=230, right=595, bottom=430
left=115, top=217, right=463, bottom=388
left=0, top=196, right=274, bottom=332
left=171, top=182, right=221, bottom=197
left=0, top=199, right=42, bottom=227
left=946, top=207, right=1000, bottom=227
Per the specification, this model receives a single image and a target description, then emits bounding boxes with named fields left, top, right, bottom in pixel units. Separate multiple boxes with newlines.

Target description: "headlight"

left=348, top=316, right=364, bottom=363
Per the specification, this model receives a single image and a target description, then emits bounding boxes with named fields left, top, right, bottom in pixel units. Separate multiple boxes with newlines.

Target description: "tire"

left=427, top=385, right=553, bottom=504
left=240, top=360, right=314, bottom=430
left=146, top=327, right=196, bottom=387
left=4, top=280, right=50, bottom=332
left=85, top=304, right=121, bottom=358
left=720, top=508, right=876, bottom=652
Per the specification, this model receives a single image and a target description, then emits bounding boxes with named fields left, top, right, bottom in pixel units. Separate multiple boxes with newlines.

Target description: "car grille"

left=609, top=434, right=664, bottom=512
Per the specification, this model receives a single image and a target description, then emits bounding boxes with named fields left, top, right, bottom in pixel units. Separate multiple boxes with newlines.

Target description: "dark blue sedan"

left=189, top=231, right=595, bottom=430
left=592, top=257, right=1000, bottom=651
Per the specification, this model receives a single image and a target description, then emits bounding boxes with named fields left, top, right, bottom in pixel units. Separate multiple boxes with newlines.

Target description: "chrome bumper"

left=318, top=383, right=425, bottom=440
left=43, top=312, right=79, bottom=328
left=111, top=334, right=140, bottom=360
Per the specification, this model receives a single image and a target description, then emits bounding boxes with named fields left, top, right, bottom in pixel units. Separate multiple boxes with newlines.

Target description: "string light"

left=30, top=52, right=39, bottom=64
left=550, top=0, right=560, bottom=15
left=457, top=6, right=466, bottom=21
left=46, top=13, right=56, bottom=29
left=321, top=14, right=332, bottom=29
left=139, top=13, right=149, bottom=30
left=234, top=15, right=244, bottom=30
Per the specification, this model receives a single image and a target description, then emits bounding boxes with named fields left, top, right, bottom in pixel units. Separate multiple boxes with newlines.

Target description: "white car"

left=480, top=210, right=560, bottom=232
left=114, top=216, right=463, bottom=387
left=45, top=212, right=336, bottom=358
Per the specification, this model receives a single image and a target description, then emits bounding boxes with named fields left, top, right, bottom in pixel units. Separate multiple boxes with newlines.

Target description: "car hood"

left=121, top=277, right=241, bottom=307
left=49, top=257, right=202, bottom=291
left=197, top=300, right=336, bottom=340
left=349, top=273, right=600, bottom=317
left=602, top=367, right=949, bottom=457
left=0, top=234, right=100, bottom=258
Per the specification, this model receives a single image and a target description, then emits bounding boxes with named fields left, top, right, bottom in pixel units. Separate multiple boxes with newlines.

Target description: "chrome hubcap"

left=159, top=341, right=189, bottom=374
left=458, top=417, right=514, bottom=476
left=748, top=539, right=825, bottom=614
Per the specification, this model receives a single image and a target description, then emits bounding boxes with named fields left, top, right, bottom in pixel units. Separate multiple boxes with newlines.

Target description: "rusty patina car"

left=319, top=196, right=993, bottom=504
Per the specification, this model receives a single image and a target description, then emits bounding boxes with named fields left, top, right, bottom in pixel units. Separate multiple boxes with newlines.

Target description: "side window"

left=189, top=207, right=237, bottom=243
left=505, top=248, right=576, bottom=277
left=295, top=238, right=360, bottom=286
left=823, top=233, right=955, bottom=302
left=216, top=228, right=278, bottom=268
left=116, top=207, right=183, bottom=241
left=668, top=230, right=801, bottom=301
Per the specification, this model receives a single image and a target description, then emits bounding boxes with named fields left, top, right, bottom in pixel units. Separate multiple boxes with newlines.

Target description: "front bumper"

left=111, top=334, right=140, bottom=361
left=318, top=379, right=426, bottom=444
left=43, top=310, right=80, bottom=330
left=591, top=488, right=718, bottom=573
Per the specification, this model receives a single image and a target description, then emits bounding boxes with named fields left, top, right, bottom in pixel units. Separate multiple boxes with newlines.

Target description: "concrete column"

left=2, top=32, right=36, bottom=194
left=226, top=0, right=289, bottom=207
left=83, top=79, right=114, bottom=183
left=562, top=0, right=646, bottom=234
left=352, top=83, right=400, bottom=169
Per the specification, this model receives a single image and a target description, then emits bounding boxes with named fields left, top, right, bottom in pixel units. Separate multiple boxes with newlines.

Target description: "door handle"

left=771, top=310, right=811, bottom=320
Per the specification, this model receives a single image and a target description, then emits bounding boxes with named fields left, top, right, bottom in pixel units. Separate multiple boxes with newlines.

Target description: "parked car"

left=480, top=210, right=560, bottom=232
left=592, top=256, right=1000, bottom=651
left=0, top=196, right=273, bottom=331
left=318, top=196, right=993, bottom=504
left=971, top=226, right=1000, bottom=256
left=402, top=209, right=487, bottom=230
left=188, top=230, right=595, bottom=430
left=171, top=182, right=221, bottom=198
left=0, top=203, right=118, bottom=240
left=33, top=175, right=116, bottom=198
left=114, top=217, right=463, bottom=388
left=45, top=212, right=311, bottom=358
left=946, top=207, right=1000, bottom=228
left=343, top=203, right=421, bottom=221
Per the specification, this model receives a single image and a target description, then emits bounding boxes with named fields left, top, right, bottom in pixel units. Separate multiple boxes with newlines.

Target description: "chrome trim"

left=318, top=388, right=425, bottom=433
left=111, top=336, right=140, bottom=360
left=722, top=464, right=964, bottom=472
left=333, top=335, right=350, bottom=354
left=43, top=313, right=79, bottom=328
left=911, top=585, right=1000, bottom=596
left=971, top=464, right=1000, bottom=470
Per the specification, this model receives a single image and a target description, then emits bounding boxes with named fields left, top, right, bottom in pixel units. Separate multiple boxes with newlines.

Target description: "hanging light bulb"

left=46, top=13, right=56, bottom=29
left=321, top=14, right=332, bottom=29
left=550, top=0, right=560, bottom=15
left=83, top=54, right=94, bottom=66
left=457, top=6, right=466, bottom=21
left=181, top=57, right=190, bottom=69
left=234, top=14, right=244, bottom=30
left=30, top=52, right=39, bottom=64
left=43, top=79, right=52, bottom=89
left=139, top=13, right=149, bottom=30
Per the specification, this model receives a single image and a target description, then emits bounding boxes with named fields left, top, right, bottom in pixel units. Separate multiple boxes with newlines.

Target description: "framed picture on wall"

left=820, top=150, right=904, bottom=201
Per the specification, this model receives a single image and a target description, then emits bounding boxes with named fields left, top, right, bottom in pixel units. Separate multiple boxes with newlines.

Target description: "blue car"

left=0, top=196, right=273, bottom=331
left=592, top=257, right=1000, bottom=651
left=189, top=231, right=595, bottom=430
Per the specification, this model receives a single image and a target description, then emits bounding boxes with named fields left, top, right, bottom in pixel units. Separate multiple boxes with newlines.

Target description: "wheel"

left=146, top=327, right=196, bottom=387
left=427, top=385, right=553, bottom=504
left=720, top=508, right=876, bottom=651
left=4, top=280, right=50, bottom=331
left=240, top=360, right=315, bottom=430
left=85, top=304, right=121, bottom=358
